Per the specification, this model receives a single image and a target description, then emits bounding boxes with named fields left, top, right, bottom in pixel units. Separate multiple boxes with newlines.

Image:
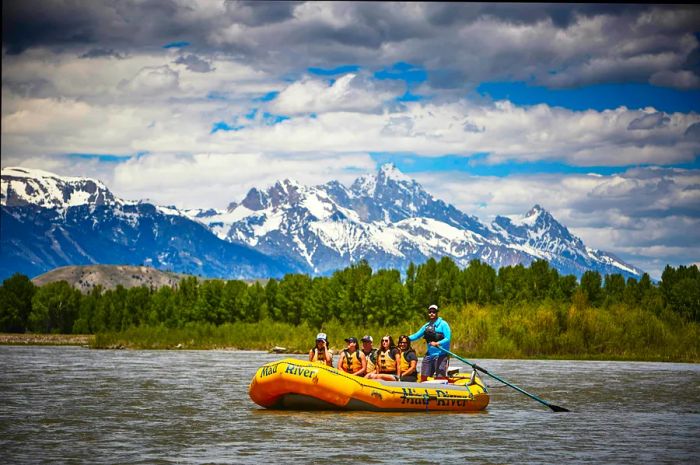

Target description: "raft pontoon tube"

left=249, top=358, right=489, bottom=412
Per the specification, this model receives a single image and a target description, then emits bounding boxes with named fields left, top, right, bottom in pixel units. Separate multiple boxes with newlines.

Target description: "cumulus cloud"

left=173, top=54, right=214, bottom=73
left=269, top=73, right=402, bottom=114
left=627, top=112, right=670, bottom=130
left=109, top=151, right=376, bottom=209
left=3, top=2, right=699, bottom=89
left=118, top=65, right=180, bottom=95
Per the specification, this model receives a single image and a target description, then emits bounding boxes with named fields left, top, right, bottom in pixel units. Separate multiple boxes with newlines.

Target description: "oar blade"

left=548, top=404, right=570, bottom=413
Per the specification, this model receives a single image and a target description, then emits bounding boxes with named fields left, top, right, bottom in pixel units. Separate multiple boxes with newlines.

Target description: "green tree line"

left=1, top=258, right=698, bottom=333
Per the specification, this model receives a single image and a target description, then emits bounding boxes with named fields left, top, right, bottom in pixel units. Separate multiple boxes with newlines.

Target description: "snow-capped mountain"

left=187, top=164, right=643, bottom=278
left=2, top=167, right=122, bottom=209
left=1, top=164, right=643, bottom=281
left=0, top=167, right=300, bottom=281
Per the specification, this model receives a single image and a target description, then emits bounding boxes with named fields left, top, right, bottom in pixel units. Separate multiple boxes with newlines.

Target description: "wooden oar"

left=437, top=346, right=570, bottom=412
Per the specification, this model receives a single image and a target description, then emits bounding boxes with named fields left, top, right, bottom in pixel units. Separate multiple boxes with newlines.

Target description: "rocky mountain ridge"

left=1, top=165, right=643, bottom=281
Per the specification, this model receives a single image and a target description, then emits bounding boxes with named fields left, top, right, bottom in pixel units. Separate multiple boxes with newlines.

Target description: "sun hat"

left=344, top=336, right=358, bottom=344
left=316, top=332, right=327, bottom=341
left=428, top=304, right=439, bottom=312
left=361, top=335, right=373, bottom=342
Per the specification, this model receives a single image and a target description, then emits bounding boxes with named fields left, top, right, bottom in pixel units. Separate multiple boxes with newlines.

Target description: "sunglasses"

left=382, top=339, right=390, bottom=342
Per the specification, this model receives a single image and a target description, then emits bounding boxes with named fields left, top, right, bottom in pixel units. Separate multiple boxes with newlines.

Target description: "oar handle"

left=437, top=346, right=569, bottom=413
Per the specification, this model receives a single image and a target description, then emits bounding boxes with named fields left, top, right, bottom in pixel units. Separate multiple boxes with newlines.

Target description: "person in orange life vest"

left=365, top=335, right=400, bottom=380
left=396, top=335, right=418, bottom=382
left=337, top=337, right=367, bottom=376
left=309, top=332, right=333, bottom=366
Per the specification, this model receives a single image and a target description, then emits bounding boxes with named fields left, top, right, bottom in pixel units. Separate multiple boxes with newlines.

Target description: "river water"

left=0, top=346, right=698, bottom=464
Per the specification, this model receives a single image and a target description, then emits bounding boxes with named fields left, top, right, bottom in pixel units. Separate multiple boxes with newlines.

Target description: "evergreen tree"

left=413, top=258, right=439, bottom=309
left=220, top=280, right=249, bottom=322
left=73, top=285, right=103, bottom=333
left=528, top=259, right=554, bottom=300
left=246, top=282, right=267, bottom=322
left=496, top=264, right=528, bottom=303
left=603, top=274, right=626, bottom=306
left=463, top=259, right=496, bottom=305
left=276, top=274, right=312, bottom=325
left=195, top=279, right=226, bottom=324
left=0, top=273, right=36, bottom=332
left=302, top=277, right=331, bottom=328
left=265, top=279, right=281, bottom=321
left=580, top=270, right=603, bottom=307
left=124, top=286, right=152, bottom=328
left=436, top=257, right=460, bottom=307
left=363, top=269, right=407, bottom=325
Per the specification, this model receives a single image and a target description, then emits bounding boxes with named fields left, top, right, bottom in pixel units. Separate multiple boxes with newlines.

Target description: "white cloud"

left=109, top=151, right=376, bottom=209
left=118, top=65, right=180, bottom=95
left=270, top=73, right=402, bottom=114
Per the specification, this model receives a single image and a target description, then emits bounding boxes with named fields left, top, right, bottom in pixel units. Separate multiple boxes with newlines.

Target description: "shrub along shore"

left=89, top=302, right=698, bottom=362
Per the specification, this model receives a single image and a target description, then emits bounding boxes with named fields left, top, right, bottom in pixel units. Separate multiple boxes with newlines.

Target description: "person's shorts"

left=421, top=353, right=449, bottom=377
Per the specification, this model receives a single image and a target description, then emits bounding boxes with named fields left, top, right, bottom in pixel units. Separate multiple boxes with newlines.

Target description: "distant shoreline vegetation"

left=1, top=258, right=698, bottom=362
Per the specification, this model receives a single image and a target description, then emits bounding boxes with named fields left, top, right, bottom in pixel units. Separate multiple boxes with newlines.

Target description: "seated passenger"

left=337, top=337, right=367, bottom=376
left=397, top=335, right=418, bottom=382
left=309, top=332, right=333, bottom=366
left=359, top=335, right=377, bottom=377
left=365, top=335, right=400, bottom=380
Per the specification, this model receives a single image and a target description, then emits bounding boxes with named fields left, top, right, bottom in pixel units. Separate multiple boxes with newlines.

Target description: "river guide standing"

left=408, top=304, right=451, bottom=381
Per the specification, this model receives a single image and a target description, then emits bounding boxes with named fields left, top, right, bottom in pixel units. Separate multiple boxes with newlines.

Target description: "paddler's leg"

left=419, top=355, right=433, bottom=382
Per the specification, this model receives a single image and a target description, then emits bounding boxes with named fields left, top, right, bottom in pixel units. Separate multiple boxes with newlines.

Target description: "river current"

left=1, top=346, right=698, bottom=464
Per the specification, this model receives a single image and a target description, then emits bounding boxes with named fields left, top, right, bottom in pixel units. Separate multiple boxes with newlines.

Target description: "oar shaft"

left=437, top=346, right=569, bottom=412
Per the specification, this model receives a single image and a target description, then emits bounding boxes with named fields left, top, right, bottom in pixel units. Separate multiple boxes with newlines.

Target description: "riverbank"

left=2, top=331, right=697, bottom=362
left=0, top=333, right=94, bottom=346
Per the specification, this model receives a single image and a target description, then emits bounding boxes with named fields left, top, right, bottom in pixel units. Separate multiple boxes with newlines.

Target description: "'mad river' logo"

left=260, top=364, right=278, bottom=378
left=400, top=387, right=470, bottom=407
left=284, top=364, right=318, bottom=379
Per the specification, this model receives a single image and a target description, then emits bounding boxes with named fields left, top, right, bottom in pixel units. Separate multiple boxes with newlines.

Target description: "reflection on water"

left=1, top=346, right=698, bottom=464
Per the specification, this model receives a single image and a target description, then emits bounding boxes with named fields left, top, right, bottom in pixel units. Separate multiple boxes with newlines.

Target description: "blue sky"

left=2, top=2, right=699, bottom=278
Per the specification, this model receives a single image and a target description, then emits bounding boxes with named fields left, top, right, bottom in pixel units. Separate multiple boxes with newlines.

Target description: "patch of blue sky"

left=308, top=65, right=361, bottom=76
left=163, top=41, right=190, bottom=49
left=374, top=62, right=427, bottom=84
left=66, top=153, right=132, bottom=163
left=369, top=152, right=700, bottom=177
left=245, top=108, right=258, bottom=120
left=476, top=81, right=700, bottom=114
left=262, top=112, right=290, bottom=125
left=397, top=91, right=426, bottom=102
left=210, top=121, right=244, bottom=134
left=255, top=91, right=279, bottom=102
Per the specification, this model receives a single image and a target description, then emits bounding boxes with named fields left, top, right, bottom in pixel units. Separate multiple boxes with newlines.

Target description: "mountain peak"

left=377, top=163, right=412, bottom=184
left=1, top=166, right=119, bottom=209
left=516, top=204, right=552, bottom=227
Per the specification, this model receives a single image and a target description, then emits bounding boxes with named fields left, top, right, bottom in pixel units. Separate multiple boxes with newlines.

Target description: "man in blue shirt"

left=408, top=304, right=451, bottom=381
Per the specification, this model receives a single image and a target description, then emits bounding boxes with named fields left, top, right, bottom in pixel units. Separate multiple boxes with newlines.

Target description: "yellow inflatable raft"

left=249, top=358, right=489, bottom=412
